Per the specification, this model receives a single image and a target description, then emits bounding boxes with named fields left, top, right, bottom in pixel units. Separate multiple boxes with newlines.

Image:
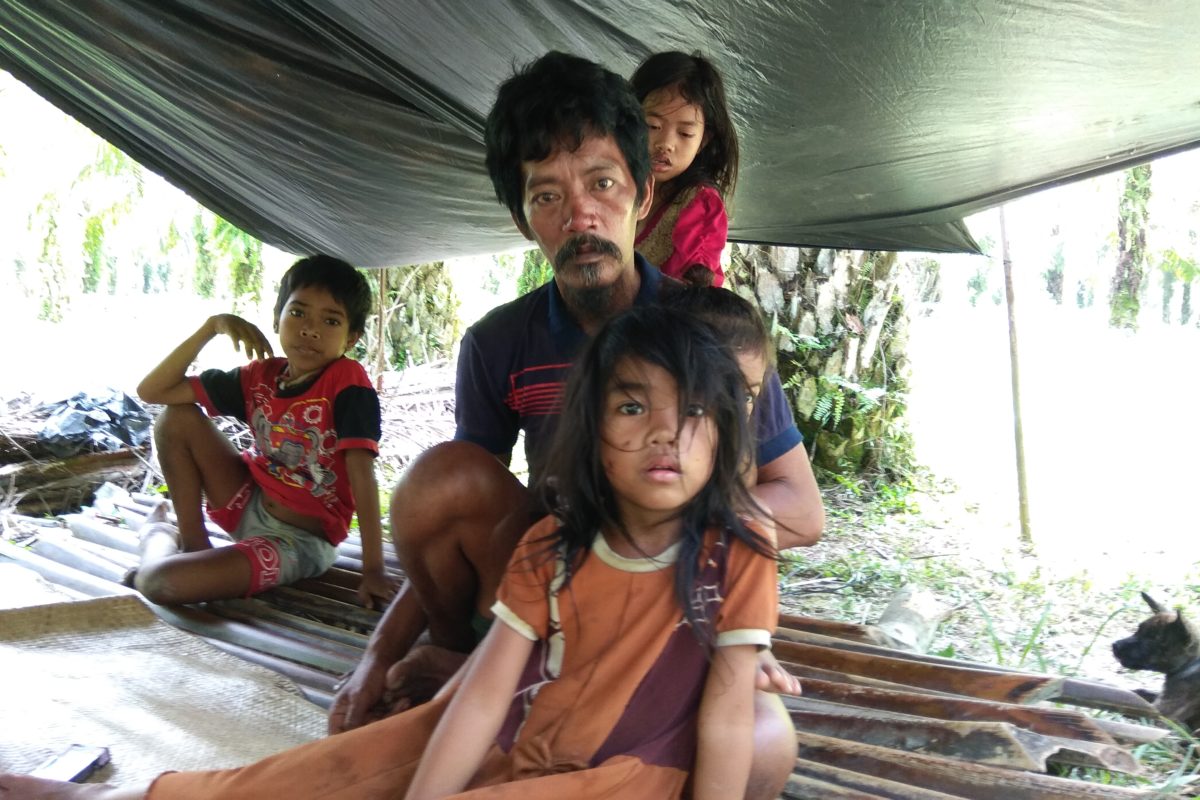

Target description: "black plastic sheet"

left=2, top=1, right=1199, bottom=264
left=35, top=390, right=153, bottom=458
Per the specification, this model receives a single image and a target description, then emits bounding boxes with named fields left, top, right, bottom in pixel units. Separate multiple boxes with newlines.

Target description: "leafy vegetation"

left=1160, top=247, right=1198, bottom=325
left=1042, top=239, right=1065, bottom=305
left=18, top=142, right=270, bottom=319
left=355, top=262, right=460, bottom=371
left=729, top=246, right=921, bottom=481
left=516, top=247, right=554, bottom=296
left=213, top=217, right=264, bottom=311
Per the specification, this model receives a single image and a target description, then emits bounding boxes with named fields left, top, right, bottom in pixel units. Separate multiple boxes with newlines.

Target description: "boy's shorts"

left=209, top=482, right=338, bottom=595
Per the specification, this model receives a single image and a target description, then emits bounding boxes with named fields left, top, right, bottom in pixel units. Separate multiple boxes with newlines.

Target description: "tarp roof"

left=2, top=1, right=1199, bottom=266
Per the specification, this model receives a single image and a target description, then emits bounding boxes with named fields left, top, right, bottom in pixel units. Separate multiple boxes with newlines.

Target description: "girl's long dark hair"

left=630, top=51, right=740, bottom=204
left=535, top=306, right=774, bottom=644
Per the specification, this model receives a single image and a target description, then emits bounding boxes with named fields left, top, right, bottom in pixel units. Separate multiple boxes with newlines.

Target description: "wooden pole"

left=374, top=267, right=390, bottom=390
left=998, top=206, right=1033, bottom=549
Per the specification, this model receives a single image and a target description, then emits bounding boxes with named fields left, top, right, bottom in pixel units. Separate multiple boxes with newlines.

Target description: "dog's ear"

left=1142, top=591, right=1167, bottom=614
left=1177, top=609, right=1188, bottom=626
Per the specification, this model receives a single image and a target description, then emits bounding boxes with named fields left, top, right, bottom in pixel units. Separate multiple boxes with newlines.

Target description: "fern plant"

left=812, top=375, right=885, bottom=430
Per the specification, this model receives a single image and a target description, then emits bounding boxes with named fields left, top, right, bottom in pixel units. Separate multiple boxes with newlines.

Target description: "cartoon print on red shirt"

left=247, top=382, right=338, bottom=500
left=193, top=356, right=382, bottom=545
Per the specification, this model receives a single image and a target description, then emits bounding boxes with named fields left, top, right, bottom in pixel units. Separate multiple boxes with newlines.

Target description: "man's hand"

left=755, top=649, right=801, bottom=695
left=327, top=658, right=389, bottom=735
left=356, top=568, right=398, bottom=609
left=210, top=313, right=273, bottom=361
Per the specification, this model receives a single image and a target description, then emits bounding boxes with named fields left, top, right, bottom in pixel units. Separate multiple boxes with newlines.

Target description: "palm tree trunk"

left=728, top=244, right=919, bottom=477
left=1110, top=164, right=1152, bottom=330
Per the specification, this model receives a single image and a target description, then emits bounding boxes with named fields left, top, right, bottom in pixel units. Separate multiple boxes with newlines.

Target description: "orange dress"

left=148, top=518, right=777, bottom=799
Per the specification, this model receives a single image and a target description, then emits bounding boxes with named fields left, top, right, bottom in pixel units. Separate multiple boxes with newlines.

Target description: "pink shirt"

left=635, top=185, right=727, bottom=286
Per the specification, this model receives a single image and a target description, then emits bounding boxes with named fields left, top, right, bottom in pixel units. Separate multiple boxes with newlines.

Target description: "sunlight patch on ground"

left=906, top=296, right=1199, bottom=589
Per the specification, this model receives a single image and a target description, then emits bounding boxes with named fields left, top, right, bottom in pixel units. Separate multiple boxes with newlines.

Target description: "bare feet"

left=0, top=774, right=147, bottom=800
left=124, top=501, right=182, bottom=589
left=381, top=644, right=469, bottom=716
left=137, top=502, right=181, bottom=556
left=129, top=501, right=190, bottom=601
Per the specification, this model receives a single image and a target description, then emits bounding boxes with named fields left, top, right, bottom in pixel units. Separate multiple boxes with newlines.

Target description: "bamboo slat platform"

left=1, top=492, right=1171, bottom=799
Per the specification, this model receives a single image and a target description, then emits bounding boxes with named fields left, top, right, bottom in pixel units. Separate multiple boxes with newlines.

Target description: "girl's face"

left=642, top=87, right=707, bottom=187
left=599, top=356, right=717, bottom=525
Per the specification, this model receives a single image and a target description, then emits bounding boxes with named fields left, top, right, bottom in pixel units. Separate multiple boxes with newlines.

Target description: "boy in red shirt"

left=133, top=254, right=394, bottom=608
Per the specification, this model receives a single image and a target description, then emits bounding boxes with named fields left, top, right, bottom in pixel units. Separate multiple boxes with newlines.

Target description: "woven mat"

left=0, top=594, right=327, bottom=784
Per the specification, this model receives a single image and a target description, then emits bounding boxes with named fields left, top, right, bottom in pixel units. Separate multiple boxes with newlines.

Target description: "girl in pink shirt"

left=632, top=51, right=740, bottom=287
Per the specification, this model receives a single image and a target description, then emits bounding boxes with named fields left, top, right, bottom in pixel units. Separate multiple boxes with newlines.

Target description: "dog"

left=1112, top=591, right=1200, bottom=732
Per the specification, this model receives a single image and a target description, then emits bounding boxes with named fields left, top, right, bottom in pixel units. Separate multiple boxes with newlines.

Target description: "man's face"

left=518, top=135, right=653, bottom=316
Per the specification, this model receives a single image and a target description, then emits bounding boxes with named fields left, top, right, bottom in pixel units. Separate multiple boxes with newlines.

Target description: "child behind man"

left=132, top=254, right=394, bottom=608
left=633, top=51, right=740, bottom=287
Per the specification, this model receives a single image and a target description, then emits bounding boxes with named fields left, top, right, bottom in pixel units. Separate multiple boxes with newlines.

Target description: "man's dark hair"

left=484, top=51, right=650, bottom=229
left=273, top=254, right=373, bottom=335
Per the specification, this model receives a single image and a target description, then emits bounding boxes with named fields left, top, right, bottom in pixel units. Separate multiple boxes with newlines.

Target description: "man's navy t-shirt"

left=454, top=255, right=803, bottom=483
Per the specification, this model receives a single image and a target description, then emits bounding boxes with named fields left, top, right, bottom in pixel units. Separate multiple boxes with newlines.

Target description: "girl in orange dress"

left=0, top=306, right=779, bottom=800
left=632, top=52, right=740, bottom=288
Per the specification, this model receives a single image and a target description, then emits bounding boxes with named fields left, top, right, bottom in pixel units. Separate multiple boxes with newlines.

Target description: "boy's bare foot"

left=137, top=501, right=181, bottom=558
left=0, top=774, right=147, bottom=800
left=381, top=644, right=469, bottom=715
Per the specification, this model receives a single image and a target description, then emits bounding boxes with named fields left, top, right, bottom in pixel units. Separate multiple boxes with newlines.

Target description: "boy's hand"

left=357, top=567, right=398, bottom=609
left=211, top=314, right=273, bottom=361
left=755, top=649, right=801, bottom=695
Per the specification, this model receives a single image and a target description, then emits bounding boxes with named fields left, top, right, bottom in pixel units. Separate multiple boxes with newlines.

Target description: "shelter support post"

left=999, top=205, right=1033, bottom=548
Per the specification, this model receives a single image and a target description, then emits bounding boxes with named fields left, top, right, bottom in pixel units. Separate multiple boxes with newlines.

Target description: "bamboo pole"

left=0, top=539, right=134, bottom=598
left=262, top=586, right=383, bottom=630
left=205, top=638, right=340, bottom=693
left=211, top=597, right=370, bottom=649
left=999, top=205, right=1033, bottom=549
left=147, top=603, right=358, bottom=674
left=785, top=676, right=1120, bottom=744
left=29, top=535, right=129, bottom=584
left=375, top=266, right=390, bottom=390
left=794, top=731, right=1148, bottom=799
left=63, top=513, right=140, bottom=553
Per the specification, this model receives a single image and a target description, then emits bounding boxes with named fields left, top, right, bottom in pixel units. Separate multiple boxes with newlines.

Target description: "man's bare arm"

left=752, top=445, right=824, bottom=549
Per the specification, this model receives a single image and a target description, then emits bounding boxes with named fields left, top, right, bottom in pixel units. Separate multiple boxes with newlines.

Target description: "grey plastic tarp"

left=2, top=1, right=1199, bottom=266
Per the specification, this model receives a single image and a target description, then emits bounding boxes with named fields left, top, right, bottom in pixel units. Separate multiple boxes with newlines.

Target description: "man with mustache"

left=332, top=51, right=825, bottom=797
